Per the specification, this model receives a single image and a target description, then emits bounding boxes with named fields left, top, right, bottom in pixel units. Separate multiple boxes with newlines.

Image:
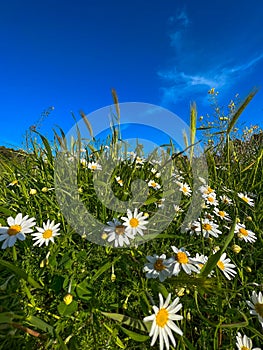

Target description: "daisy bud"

left=63, top=293, right=73, bottom=305
left=186, top=311, right=191, bottom=321
left=232, top=244, right=242, bottom=254
left=41, top=187, right=48, bottom=193
left=245, top=266, right=252, bottom=273
left=246, top=216, right=252, bottom=221
left=29, top=188, right=37, bottom=195
left=111, top=273, right=116, bottom=282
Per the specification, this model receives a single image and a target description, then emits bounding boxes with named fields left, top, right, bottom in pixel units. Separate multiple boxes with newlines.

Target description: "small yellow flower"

left=232, top=244, right=242, bottom=254
left=10, top=179, right=18, bottom=186
left=29, top=188, right=37, bottom=195
left=63, top=293, right=73, bottom=305
left=78, top=187, right=83, bottom=193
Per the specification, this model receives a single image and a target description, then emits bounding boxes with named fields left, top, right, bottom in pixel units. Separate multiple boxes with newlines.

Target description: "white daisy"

left=202, top=193, right=219, bottom=206
left=236, top=332, right=261, bottom=350
left=104, top=218, right=134, bottom=248
left=216, top=253, right=237, bottom=280
left=171, top=246, right=200, bottom=275
left=246, top=291, right=263, bottom=326
left=199, top=184, right=215, bottom=195
left=176, top=182, right=192, bottom=196
left=31, top=220, right=60, bottom=247
left=237, top=192, right=254, bottom=207
left=143, top=293, right=183, bottom=350
left=156, top=198, right=165, bottom=209
left=88, top=161, right=102, bottom=171
left=0, top=213, right=36, bottom=249
left=121, top=208, right=148, bottom=237
left=148, top=180, right=161, bottom=190
left=213, top=208, right=231, bottom=221
left=235, top=223, right=257, bottom=243
left=173, top=205, right=183, bottom=215
left=220, top=195, right=233, bottom=205
left=144, top=254, right=174, bottom=282
left=115, top=176, right=123, bottom=186
left=195, top=218, right=222, bottom=238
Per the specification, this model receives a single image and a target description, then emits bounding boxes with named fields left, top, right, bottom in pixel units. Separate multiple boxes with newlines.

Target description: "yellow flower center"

left=182, top=186, right=188, bottom=193
left=177, top=252, right=188, bottom=264
left=205, top=187, right=214, bottom=194
left=217, top=261, right=225, bottom=270
left=91, top=165, right=97, bottom=169
left=218, top=211, right=225, bottom=217
left=207, top=196, right=214, bottom=202
left=151, top=182, right=157, bottom=187
left=255, top=302, right=263, bottom=318
left=241, top=347, right=249, bottom=350
left=7, top=225, right=22, bottom=236
left=156, top=308, right=169, bottom=328
left=43, top=229, right=53, bottom=239
left=239, top=228, right=248, bottom=236
left=115, top=225, right=125, bottom=235
left=203, top=223, right=212, bottom=231
left=242, top=196, right=249, bottom=203
left=154, top=259, right=165, bottom=271
left=129, top=218, right=139, bottom=228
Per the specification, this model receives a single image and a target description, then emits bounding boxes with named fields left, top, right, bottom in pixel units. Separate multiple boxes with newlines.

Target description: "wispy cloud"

left=158, top=8, right=263, bottom=107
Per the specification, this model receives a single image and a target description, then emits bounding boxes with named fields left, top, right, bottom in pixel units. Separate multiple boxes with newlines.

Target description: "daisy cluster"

left=0, top=213, right=60, bottom=249
left=103, top=208, right=148, bottom=247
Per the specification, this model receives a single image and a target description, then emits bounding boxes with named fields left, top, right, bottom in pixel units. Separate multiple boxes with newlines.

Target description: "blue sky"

left=1, top=0, right=263, bottom=149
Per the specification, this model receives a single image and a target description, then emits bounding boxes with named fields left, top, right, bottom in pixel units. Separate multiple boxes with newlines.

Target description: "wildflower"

left=115, top=176, right=123, bottom=186
left=213, top=208, right=231, bottom=221
left=148, top=180, right=161, bottom=190
left=237, top=193, right=254, bottom=207
left=216, top=253, right=237, bottom=280
left=202, top=193, right=219, bottom=206
left=192, top=253, right=208, bottom=270
left=208, top=87, right=215, bottom=94
left=88, top=161, right=102, bottom=171
left=246, top=291, right=263, bottom=326
left=156, top=198, right=165, bottom=209
left=104, top=218, right=134, bottom=248
left=185, top=221, right=199, bottom=235
left=176, top=182, right=192, bottom=197
left=8, top=179, right=18, bottom=186
left=143, top=293, right=183, bottom=350
left=173, top=205, right=183, bottom=215
left=121, top=208, right=148, bottom=237
left=220, top=195, right=233, bottom=205
left=171, top=247, right=200, bottom=276
left=231, top=244, right=242, bottom=254
left=31, top=219, right=60, bottom=247
left=63, top=293, right=73, bottom=305
left=29, top=188, right=37, bottom=195
left=0, top=213, right=36, bottom=249
left=135, top=156, right=145, bottom=165
left=199, top=185, right=215, bottom=195
left=235, top=223, right=257, bottom=243
left=236, top=332, right=261, bottom=350
left=195, top=218, right=222, bottom=238
left=144, top=254, right=174, bottom=282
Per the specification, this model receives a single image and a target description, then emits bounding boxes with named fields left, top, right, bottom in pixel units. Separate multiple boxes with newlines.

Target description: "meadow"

left=0, top=89, right=262, bottom=350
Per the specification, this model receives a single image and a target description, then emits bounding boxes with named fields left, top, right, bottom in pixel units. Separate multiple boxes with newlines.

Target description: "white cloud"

left=158, top=53, right=263, bottom=105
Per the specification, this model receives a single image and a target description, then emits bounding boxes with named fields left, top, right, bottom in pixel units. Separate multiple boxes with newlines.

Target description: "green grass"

left=0, top=90, right=262, bottom=349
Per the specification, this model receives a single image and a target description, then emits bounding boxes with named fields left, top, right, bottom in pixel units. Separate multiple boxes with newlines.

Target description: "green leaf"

left=0, top=259, right=43, bottom=289
left=101, top=312, right=150, bottom=332
left=90, top=257, right=120, bottom=284
left=26, top=315, right=54, bottom=335
left=143, top=197, right=158, bottom=205
left=76, top=280, right=93, bottom=301
left=0, top=312, right=17, bottom=324
left=119, top=326, right=149, bottom=342
left=103, top=323, right=126, bottom=349
left=57, top=300, right=78, bottom=316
